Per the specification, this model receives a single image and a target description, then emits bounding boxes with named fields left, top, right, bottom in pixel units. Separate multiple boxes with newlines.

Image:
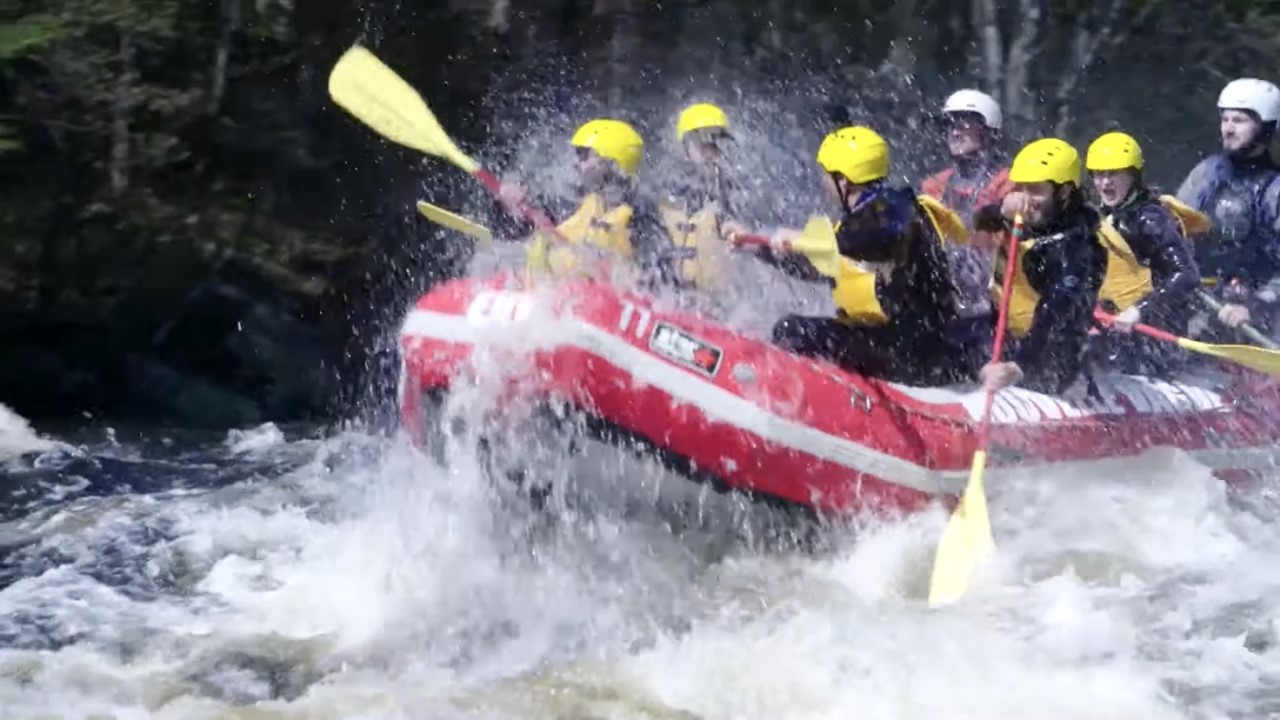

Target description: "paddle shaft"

left=1095, top=304, right=1278, bottom=351
left=1196, top=289, right=1278, bottom=349
left=469, top=169, right=570, bottom=242
left=923, top=213, right=1021, bottom=607
left=1093, top=308, right=1179, bottom=345
left=979, top=214, right=1024, bottom=449
left=728, top=232, right=771, bottom=248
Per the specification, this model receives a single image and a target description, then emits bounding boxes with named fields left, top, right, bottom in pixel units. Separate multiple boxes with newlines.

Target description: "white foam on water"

left=0, top=403, right=60, bottom=462
left=0, top=406, right=1274, bottom=720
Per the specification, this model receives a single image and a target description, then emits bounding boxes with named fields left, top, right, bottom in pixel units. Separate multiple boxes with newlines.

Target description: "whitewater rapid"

left=1, top=397, right=1277, bottom=719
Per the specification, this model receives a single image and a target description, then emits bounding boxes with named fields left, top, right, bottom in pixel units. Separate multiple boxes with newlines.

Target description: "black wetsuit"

left=766, top=185, right=966, bottom=386
left=980, top=203, right=1109, bottom=394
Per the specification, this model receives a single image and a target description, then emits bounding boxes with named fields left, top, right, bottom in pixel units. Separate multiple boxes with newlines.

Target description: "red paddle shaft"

left=471, top=168, right=570, bottom=243
left=727, top=232, right=786, bottom=250
left=1092, top=308, right=1182, bottom=344
left=977, top=216, right=1024, bottom=449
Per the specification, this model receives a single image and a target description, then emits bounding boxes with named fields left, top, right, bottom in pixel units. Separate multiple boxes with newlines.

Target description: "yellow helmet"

left=1009, top=138, right=1081, bottom=185
left=1085, top=131, right=1144, bottom=172
left=816, top=126, right=889, bottom=185
left=676, top=103, right=730, bottom=140
left=570, top=119, right=644, bottom=176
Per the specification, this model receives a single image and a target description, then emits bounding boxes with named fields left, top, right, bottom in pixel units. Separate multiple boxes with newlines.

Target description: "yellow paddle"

left=1093, top=308, right=1280, bottom=375
left=927, top=212, right=1025, bottom=607
left=327, top=45, right=564, bottom=239
left=416, top=200, right=493, bottom=243
left=730, top=215, right=841, bottom=277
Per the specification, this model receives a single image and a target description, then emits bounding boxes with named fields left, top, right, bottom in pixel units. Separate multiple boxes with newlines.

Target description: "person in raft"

left=1176, top=77, right=1280, bottom=344
left=731, top=125, right=971, bottom=386
left=1084, top=131, right=1201, bottom=377
left=491, top=118, right=672, bottom=287
left=657, top=102, right=743, bottom=291
left=978, top=139, right=1109, bottom=394
left=919, top=89, right=1014, bottom=311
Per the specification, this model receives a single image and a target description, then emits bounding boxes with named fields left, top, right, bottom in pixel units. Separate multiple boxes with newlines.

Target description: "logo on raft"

left=648, top=322, right=723, bottom=376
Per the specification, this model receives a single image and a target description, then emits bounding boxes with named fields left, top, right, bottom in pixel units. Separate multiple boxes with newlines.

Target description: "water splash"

left=0, top=404, right=59, bottom=463
left=0, top=416, right=1274, bottom=718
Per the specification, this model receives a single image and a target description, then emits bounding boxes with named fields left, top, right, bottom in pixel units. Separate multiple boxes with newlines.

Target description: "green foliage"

left=0, top=12, right=62, bottom=154
left=0, top=13, right=60, bottom=60
left=0, top=124, right=17, bottom=152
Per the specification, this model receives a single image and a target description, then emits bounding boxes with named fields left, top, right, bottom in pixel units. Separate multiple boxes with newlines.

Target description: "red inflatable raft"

left=397, top=272, right=1280, bottom=520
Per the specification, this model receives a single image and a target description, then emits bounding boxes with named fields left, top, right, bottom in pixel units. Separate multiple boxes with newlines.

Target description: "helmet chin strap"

left=831, top=172, right=852, bottom=209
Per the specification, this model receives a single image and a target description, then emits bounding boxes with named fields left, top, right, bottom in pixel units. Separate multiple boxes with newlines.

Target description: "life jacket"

left=829, top=193, right=966, bottom=327
left=995, top=218, right=1131, bottom=338
left=920, top=165, right=1014, bottom=225
left=1095, top=194, right=1212, bottom=312
left=657, top=198, right=726, bottom=289
left=1186, top=153, right=1280, bottom=285
left=1095, top=221, right=1152, bottom=312
left=1158, top=194, right=1211, bottom=237
left=993, top=231, right=1043, bottom=338
left=525, top=193, right=635, bottom=282
left=916, top=194, right=970, bottom=246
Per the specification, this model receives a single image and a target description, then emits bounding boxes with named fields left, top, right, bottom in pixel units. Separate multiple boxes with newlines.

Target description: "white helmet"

left=1217, top=78, right=1280, bottom=123
left=942, top=89, right=1002, bottom=130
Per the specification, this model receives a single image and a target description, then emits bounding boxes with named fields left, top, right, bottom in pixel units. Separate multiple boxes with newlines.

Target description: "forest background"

left=0, top=0, right=1272, bottom=427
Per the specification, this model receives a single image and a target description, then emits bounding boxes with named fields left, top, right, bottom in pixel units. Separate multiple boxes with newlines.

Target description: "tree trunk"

left=886, top=0, right=921, bottom=77
left=766, top=0, right=786, bottom=55
left=486, top=0, right=510, bottom=32
left=210, top=0, right=242, bottom=115
left=1003, top=0, right=1042, bottom=137
left=110, top=30, right=135, bottom=198
left=1051, top=0, right=1142, bottom=137
left=971, top=0, right=1003, bottom=98
left=603, top=0, right=637, bottom=111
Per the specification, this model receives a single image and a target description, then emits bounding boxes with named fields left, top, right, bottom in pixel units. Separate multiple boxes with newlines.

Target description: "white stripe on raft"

left=399, top=308, right=1279, bottom=495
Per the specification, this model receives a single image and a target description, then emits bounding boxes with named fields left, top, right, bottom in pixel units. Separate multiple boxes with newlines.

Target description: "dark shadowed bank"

left=0, top=0, right=1276, bottom=429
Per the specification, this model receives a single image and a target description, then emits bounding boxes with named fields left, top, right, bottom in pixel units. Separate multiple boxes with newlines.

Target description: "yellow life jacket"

left=993, top=195, right=1211, bottom=337
left=828, top=194, right=966, bottom=326
left=915, top=194, right=970, bottom=246
left=994, top=232, right=1042, bottom=338
left=832, top=256, right=888, bottom=326
left=995, top=222, right=1149, bottom=338
left=525, top=193, right=634, bottom=282
left=658, top=198, right=726, bottom=289
left=1097, top=220, right=1152, bottom=312
left=1158, top=194, right=1211, bottom=237
left=1097, top=196, right=1210, bottom=311
left=1149, top=194, right=1219, bottom=288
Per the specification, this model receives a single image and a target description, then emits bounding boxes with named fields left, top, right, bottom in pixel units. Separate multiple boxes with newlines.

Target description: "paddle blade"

left=328, top=46, right=478, bottom=173
left=1180, top=337, right=1280, bottom=375
left=928, top=450, right=996, bottom=607
left=416, top=201, right=492, bottom=243
left=788, top=215, right=840, bottom=277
